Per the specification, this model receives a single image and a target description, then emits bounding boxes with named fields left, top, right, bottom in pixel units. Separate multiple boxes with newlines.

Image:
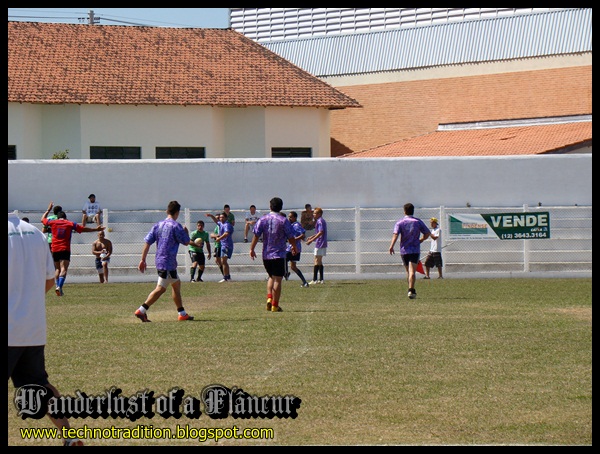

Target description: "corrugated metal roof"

left=262, top=8, right=592, bottom=77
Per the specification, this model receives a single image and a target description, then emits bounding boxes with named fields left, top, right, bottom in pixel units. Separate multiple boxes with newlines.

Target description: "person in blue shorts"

left=206, top=211, right=234, bottom=282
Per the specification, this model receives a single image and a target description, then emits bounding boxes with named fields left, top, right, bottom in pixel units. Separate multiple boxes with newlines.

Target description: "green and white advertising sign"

left=449, top=212, right=550, bottom=240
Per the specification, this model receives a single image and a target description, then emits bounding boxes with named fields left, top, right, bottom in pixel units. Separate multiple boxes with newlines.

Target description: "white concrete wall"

left=8, top=155, right=592, bottom=213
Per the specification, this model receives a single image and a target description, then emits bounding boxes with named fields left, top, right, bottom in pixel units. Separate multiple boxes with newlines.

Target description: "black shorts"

left=214, top=246, right=222, bottom=258
left=157, top=269, right=179, bottom=279
left=263, top=258, right=286, bottom=277
left=286, top=251, right=301, bottom=262
left=424, top=252, right=443, bottom=268
left=401, top=253, right=420, bottom=266
left=189, top=250, right=206, bottom=266
left=52, top=250, right=71, bottom=262
left=8, top=345, right=50, bottom=388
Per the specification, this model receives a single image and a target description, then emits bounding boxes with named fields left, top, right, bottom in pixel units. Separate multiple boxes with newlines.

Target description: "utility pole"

left=88, top=10, right=100, bottom=25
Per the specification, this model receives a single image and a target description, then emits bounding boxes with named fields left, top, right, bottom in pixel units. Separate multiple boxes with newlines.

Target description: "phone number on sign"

left=500, top=232, right=549, bottom=239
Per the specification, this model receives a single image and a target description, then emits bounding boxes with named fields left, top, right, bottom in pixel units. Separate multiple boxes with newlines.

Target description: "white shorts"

left=314, top=247, right=327, bottom=257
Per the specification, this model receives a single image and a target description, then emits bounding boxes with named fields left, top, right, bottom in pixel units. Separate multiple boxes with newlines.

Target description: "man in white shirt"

left=423, top=217, right=443, bottom=279
left=82, top=193, right=102, bottom=227
left=8, top=212, right=83, bottom=445
left=244, top=204, right=261, bottom=243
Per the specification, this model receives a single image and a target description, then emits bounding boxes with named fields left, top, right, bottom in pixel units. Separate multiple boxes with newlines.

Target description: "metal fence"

left=18, top=205, right=592, bottom=281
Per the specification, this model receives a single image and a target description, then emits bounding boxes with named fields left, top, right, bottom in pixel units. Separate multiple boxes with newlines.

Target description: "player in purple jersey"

left=134, top=201, right=194, bottom=322
left=250, top=197, right=297, bottom=312
left=306, top=207, right=328, bottom=284
left=206, top=211, right=234, bottom=282
left=388, top=202, right=431, bottom=300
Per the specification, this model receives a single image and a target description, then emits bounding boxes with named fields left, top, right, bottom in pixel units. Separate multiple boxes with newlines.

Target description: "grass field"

left=8, top=277, right=592, bottom=446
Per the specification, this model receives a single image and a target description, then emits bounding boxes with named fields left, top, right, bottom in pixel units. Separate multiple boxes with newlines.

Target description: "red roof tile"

left=342, top=121, right=592, bottom=157
left=8, top=22, right=361, bottom=109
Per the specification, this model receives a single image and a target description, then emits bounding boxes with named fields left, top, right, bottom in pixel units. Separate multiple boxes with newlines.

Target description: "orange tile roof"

left=342, top=121, right=592, bottom=157
left=8, top=22, right=361, bottom=109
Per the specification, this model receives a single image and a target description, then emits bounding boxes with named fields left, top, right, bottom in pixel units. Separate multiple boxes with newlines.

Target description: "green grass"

left=8, top=278, right=592, bottom=446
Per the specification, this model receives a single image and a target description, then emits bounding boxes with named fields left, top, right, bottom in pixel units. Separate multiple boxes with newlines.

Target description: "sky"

left=7, top=8, right=231, bottom=28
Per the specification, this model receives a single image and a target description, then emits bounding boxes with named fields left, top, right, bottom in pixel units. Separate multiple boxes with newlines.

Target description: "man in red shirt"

left=42, top=201, right=104, bottom=296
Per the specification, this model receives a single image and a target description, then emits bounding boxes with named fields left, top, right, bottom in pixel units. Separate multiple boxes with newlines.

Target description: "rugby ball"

left=194, top=238, right=204, bottom=247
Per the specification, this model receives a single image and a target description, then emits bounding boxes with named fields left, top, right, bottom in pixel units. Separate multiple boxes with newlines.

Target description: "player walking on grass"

left=389, top=203, right=431, bottom=299
left=135, top=201, right=194, bottom=322
left=250, top=197, right=297, bottom=312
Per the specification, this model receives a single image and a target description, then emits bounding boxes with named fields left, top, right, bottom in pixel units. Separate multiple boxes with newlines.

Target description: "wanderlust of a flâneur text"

left=14, top=384, right=301, bottom=422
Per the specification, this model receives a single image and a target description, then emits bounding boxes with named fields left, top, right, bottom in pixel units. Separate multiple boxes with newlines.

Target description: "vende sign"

left=449, top=212, right=550, bottom=240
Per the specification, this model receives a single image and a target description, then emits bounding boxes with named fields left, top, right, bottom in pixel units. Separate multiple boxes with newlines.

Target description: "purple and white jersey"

left=314, top=217, right=328, bottom=248
left=254, top=212, right=295, bottom=260
left=144, top=217, right=190, bottom=271
left=392, top=215, right=430, bottom=255
left=287, top=221, right=305, bottom=253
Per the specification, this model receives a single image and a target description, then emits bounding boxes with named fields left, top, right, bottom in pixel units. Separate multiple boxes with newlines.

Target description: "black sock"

left=313, top=265, right=318, bottom=281
left=295, top=269, right=306, bottom=283
left=319, top=265, right=324, bottom=281
left=198, top=269, right=204, bottom=279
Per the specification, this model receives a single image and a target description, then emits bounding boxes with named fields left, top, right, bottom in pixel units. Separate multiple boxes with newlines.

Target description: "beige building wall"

left=328, top=55, right=592, bottom=156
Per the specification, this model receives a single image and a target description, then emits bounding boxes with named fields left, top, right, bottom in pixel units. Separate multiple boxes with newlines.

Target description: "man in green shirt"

left=188, top=220, right=211, bottom=282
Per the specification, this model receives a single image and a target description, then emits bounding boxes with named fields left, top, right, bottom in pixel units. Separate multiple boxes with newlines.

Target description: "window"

left=8, top=145, right=16, bottom=160
left=271, top=147, right=312, bottom=158
left=156, top=147, right=205, bottom=159
left=90, top=147, right=141, bottom=159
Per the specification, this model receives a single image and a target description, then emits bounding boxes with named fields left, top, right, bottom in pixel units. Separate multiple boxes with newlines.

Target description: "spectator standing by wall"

left=306, top=207, right=328, bottom=284
left=422, top=217, right=443, bottom=279
left=388, top=202, right=431, bottom=299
